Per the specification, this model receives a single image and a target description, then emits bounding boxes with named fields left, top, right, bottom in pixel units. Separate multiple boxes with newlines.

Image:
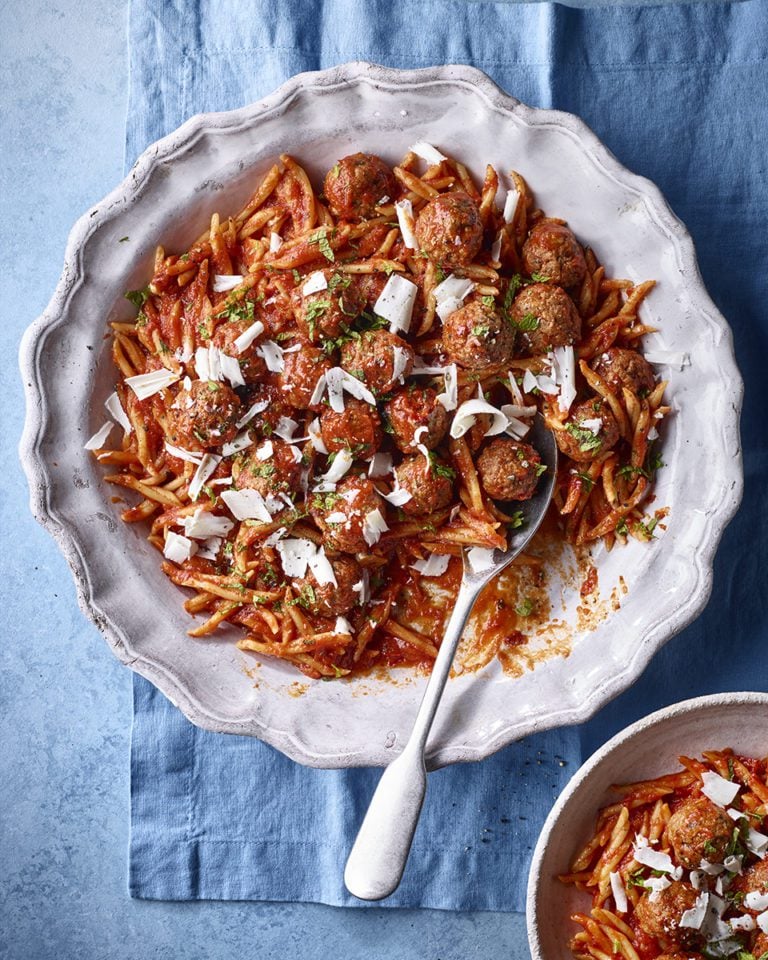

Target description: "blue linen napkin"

left=128, top=0, right=768, bottom=911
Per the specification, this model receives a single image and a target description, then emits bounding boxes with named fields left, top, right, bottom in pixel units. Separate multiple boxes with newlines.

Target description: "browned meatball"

left=292, top=270, right=366, bottom=343
left=554, top=399, right=620, bottom=463
left=476, top=438, right=542, bottom=501
left=324, top=153, right=396, bottom=220
left=355, top=272, right=388, bottom=312
left=232, top=439, right=302, bottom=497
left=167, top=380, right=241, bottom=450
left=292, top=555, right=362, bottom=616
left=732, top=860, right=768, bottom=908
left=509, top=283, right=581, bottom=356
left=278, top=342, right=331, bottom=409
left=522, top=218, right=587, bottom=289
left=666, top=797, right=733, bottom=869
left=395, top=454, right=453, bottom=516
left=442, top=298, right=515, bottom=370
left=310, top=476, right=383, bottom=554
left=241, top=381, right=293, bottom=436
left=340, top=330, right=415, bottom=396
left=634, top=882, right=704, bottom=951
left=414, top=191, right=483, bottom=269
left=320, top=398, right=382, bottom=461
left=592, top=347, right=656, bottom=397
left=211, top=319, right=266, bottom=384
left=752, top=932, right=768, bottom=957
left=385, top=387, right=449, bottom=453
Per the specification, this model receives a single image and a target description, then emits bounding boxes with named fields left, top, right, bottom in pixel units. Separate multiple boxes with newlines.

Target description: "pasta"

left=87, top=146, right=667, bottom=679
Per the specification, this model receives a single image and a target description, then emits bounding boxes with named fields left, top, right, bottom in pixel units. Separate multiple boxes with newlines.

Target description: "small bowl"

left=526, top=691, right=768, bottom=960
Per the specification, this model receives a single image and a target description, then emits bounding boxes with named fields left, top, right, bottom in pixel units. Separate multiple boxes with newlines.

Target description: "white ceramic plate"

left=527, top=691, right=768, bottom=960
left=20, top=62, right=742, bottom=768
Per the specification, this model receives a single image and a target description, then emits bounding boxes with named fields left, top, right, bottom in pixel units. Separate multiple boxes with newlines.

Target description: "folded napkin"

left=128, top=0, right=768, bottom=911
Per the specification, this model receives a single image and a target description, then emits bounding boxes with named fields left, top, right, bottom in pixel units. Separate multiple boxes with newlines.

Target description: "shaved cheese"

left=411, top=554, right=450, bottom=577
left=507, top=372, right=524, bottom=406
left=501, top=403, right=537, bottom=419
left=392, top=345, right=410, bottom=384
left=165, top=442, right=203, bottom=465
left=723, top=855, right=742, bottom=874
left=212, top=274, right=243, bottom=293
left=219, top=352, right=246, bottom=388
left=222, top=432, right=253, bottom=457
left=236, top=398, right=269, bottom=429
left=501, top=409, right=532, bottom=440
left=352, top=571, right=370, bottom=605
left=730, top=915, right=756, bottom=932
left=551, top=346, right=577, bottom=414
left=263, top=527, right=287, bottom=547
left=746, top=827, right=768, bottom=858
left=309, top=372, right=327, bottom=408
left=221, top=488, right=272, bottom=522
left=491, top=230, right=503, bottom=262
left=433, top=274, right=475, bottom=321
left=362, top=508, right=389, bottom=546
left=380, top=486, right=413, bottom=507
left=632, top=835, right=681, bottom=876
left=189, top=454, right=222, bottom=501
left=680, top=892, right=709, bottom=930
left=645, top=876, right=671, bottom=902
left=411, top=360, right=449, bottom=375
left=325, top=368, right=345, bottom=412
left=757, top=910, right=768, bottom=934
left=84, top=421, right=114, bottom=450
left=273, top=416, right=299, bottom=441
left=209, top=476, right=232, bottom=486
left=317, top=449, right=354, bottom=484
left=727, top=807, right=744, bottom=821
left=182, top=509, right=234, bottom=539
left=467, top=547, right=496, bottom=572
left=282, top=343, right=302, bottom=354
left=104, top=392, right=131, bottom=434
left=503, top=189, right=519, bottom=223
left=700, top=859, right=726, bottom=876
left=307, top=418, right=328, bottom=454
left=745, top=891, right=768, bottom=911
left=580, top=418, right=602, bottom=434
left=196, top=536, right=222, bottom=560
left=450, top=398, right=509, bottom=439
left=701, top=771, right=741, bottom=808
left=269, top=232, right=283, bottom=253
left=257, top=340, right=285, bottom=373
left=374, top=274, right=418, bottom=334
left=644, top=349, right=691, bottom=370
left=334, top=616, right=353, bottom=635
left=690, top=870, right=706, bottom=890
left=308, top=546, right=337, bottom=586
left=125, top=368, right=179, bottom=400
left=195, top=346, right=220, bottom=381
left=409, top=141, right=447, bottom=165
left=276, top=538, right=316, bottom=578
left=339, top=369, right=376, bottom=406
left=368, top=452, right=393, bottom=478
left=522, top=369, right=540, bottom=394
left=302, top=271, right=328, bottom=296
left=324, top=511, right=348, bottom=524
left=233, top=319, right=265, bottom=354
left=436, top=362, right=458, bottom=412
left=163, top=531, right=197, bottom=564
left=255, top=440, right=273, bottom=461
left=287, top=445, right=303, bottom=463
left=609, top=872, right=628, bottom=914
left=394, top=199, right=417, bottom=249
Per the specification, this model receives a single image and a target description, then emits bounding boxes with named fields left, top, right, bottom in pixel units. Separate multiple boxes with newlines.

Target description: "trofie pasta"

left=88, top=147, right=667, bottom=679
left=560, top=751, right=768, bottom=960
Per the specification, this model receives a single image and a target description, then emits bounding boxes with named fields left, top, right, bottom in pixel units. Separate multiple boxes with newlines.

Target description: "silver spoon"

left=344, top=415, right=558, bottom=901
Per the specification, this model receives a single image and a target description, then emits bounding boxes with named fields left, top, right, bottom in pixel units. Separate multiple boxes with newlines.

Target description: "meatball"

left=278, top=342, right=331, bottom=409
left=395, top=454, right=453, bottom=516
left=554, top=398, right=620, bottom=463
left=385, top=387, right=449, bottom=453
left=355, top=272, right=388, bottom=312
left=666, top=797, right=733, bottom=869
left=320, top=398, right=382, bottom=461
left=292, top=555, right=362, bottom=616
left=340, top=330, right=415, bottom=396
left=522, top=218, right=587, bottom=289
left=232, top=439, right=302, bottom=498
left=414, top=191, right=483, bottom=269
left=732, top=860, right=768, bottom=908
left=211, top=319, right=266, bottom=384
left=509, top=283, right=581, bottom=357
left=292, top=270, right=366, bottom=343
left=310, top=476, right=384, bottom=554
left=241, top=381, right=293, bottom=436
left=476, top=438, right=542, bottom=501
left=752, top=932, right=768, bottom=957
left=167, top=379, right=241, bottom=451
left=592, top=347, right=656, bottom=397
left=442, top=298, right=515, bottom=370
left=634, top=882, right=704, bottom=951
left=324, top=153, right=397, bottom=220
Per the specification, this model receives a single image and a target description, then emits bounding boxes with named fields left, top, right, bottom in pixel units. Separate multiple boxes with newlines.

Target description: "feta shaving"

left=287, top=445, right=303, bottom=463
left=746, top=827, right=768, bottom=858
left=307, top=418, right=328, bottom=454
left=757, top=910, right=768, bottom=934
left=255, top=440, right=273, bottom=461
left=84, top=421, right=114, bottom=450
left=221, top=432, right=253, bottom=457
left=409, top=141, right=447, bottom=165
left=395, top=199, right=417, bottom=249
left=467, top=547, right=496, bottom=573
left=317, top=449, right=354, bottom=484
left=233, top=319, right=265, bottom=354
left=269, top=232, right=283, bottom=253
left=182, top=508, right=234, bottom=539
left=236, top=398, right=269, bottom=429
left=125, top=368, right=179, bottom=400
left=221, top=489, right=272, bottom=523
left=212, top=274, right=243, bottom=293
left=104, top=392, right=131, bottom=434
left=435, top=363, right=458, bottom=412
left=450, top=398, right=509, bottom=439
left=307, top=545, right=337, bottom=587
left=196, top=536, right=222, bottom=560
left=503, top=189, right=519, bottom=223
left=609, top=872, right=628, bottom=913
left=273, top=416, right=299, bottom=442
left=362, top=508, right=389, bottom=546
left=392, top=345, right=411, bottom=384
left=680, top=892, right=709, bottom=930
left=302, top=271, right=328, bottom=296
left=643, top=348, right=691, bottom=370
left=165, top=442, right=203, bottom=465
left=163, top=531, right=196, bottom=564
left=188, top=454, right=222, bottom=501
left=368, top=452, right=393, bottom=478
left=257, top=340, right=285, bottom=373
left=219, top=352, right=246, bottom=388
left=632, top=835, right=681, bottom=877
left=276, top=538, right=317, bottom=578
left=491, top=230, right=503, bottom=263
left=701, top=771, right=741, bottom=808
left=412, top=554, right=450, bottom=577
left=373, top=274, right=418, bottom=335
left=334, top=616, right=353, bottom=636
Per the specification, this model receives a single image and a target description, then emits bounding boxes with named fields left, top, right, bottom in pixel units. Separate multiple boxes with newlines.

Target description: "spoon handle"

left=343, top=581, right=480, bottom=901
